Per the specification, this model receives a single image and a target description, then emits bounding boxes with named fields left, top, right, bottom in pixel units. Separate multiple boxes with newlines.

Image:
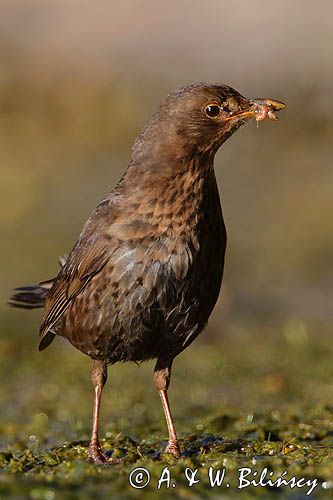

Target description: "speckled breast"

left=60, top=168, right=227, bottom=363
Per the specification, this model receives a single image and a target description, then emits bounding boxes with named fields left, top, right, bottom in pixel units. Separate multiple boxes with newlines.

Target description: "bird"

left=9, top=83, right=285, bottom=464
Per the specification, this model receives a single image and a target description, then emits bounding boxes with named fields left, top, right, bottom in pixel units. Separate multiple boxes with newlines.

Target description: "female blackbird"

left=10, top=83, right=285, bottom=463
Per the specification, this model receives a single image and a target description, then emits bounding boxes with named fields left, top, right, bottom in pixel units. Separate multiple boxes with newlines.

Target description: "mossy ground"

left=0, top=318, right=332, bottom=499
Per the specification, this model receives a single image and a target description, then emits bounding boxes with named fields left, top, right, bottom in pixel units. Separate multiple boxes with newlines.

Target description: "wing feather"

left=39, top=240, right=109, bottom=340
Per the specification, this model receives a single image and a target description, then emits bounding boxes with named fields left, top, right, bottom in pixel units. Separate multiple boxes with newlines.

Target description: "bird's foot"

left=88, top=443, right=109, bottom=464
left=164, top=440, right=181, bottom=459
left=88, top=444, right=122, bottom=465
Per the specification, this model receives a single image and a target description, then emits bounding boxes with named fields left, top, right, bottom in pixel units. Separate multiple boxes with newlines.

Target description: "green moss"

left=0, top=322, right=333, bottom=498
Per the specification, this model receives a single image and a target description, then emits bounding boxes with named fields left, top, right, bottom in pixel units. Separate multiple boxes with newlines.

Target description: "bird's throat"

left=118, top=156, right=216, bottom=243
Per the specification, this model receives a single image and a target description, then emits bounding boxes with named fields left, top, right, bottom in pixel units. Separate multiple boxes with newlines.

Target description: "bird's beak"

left=225, top=98, right=286, bottom=123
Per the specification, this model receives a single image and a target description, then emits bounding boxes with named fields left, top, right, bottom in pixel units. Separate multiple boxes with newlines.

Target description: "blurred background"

left=0, top=1, right=333, bottom=490
left=1, top=0, right=332, bottom=326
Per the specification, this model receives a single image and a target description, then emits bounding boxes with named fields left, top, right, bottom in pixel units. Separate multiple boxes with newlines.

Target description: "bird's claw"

left=164, top=441, right=181, bottom=459
left=88, top=444, right=123, bottom=465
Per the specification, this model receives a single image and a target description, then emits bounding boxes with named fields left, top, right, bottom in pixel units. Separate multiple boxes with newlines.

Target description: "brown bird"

left=9, top=83, right=285, bottom=463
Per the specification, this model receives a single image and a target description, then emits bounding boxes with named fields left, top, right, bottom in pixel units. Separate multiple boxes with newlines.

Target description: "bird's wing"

left=38, top=196, right=114, bottom=344
left=39, top=201, right=198, bottom=350
left=39, top=237, right=110, bottom=341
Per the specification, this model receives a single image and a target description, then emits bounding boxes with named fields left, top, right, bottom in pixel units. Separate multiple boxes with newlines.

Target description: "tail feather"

left=9, top=280, right=57, bottom=350
left=9, top=255, right=66, bottom=351
left=8, top=255, right=66, bottom=310
left=8, top=284, right=51, bottom=309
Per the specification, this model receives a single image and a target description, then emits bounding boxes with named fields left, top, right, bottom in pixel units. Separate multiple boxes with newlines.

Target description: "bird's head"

left=133, top=83, right=285, bottom=165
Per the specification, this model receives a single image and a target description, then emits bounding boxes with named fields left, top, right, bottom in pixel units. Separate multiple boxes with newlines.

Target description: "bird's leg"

left=88, top=360, right=108, bottom=464
left=154, top=357, right=181, bottom=458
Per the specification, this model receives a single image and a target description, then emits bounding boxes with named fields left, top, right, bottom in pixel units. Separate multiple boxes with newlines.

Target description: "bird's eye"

left=204, top=104, right=221, bottom=118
